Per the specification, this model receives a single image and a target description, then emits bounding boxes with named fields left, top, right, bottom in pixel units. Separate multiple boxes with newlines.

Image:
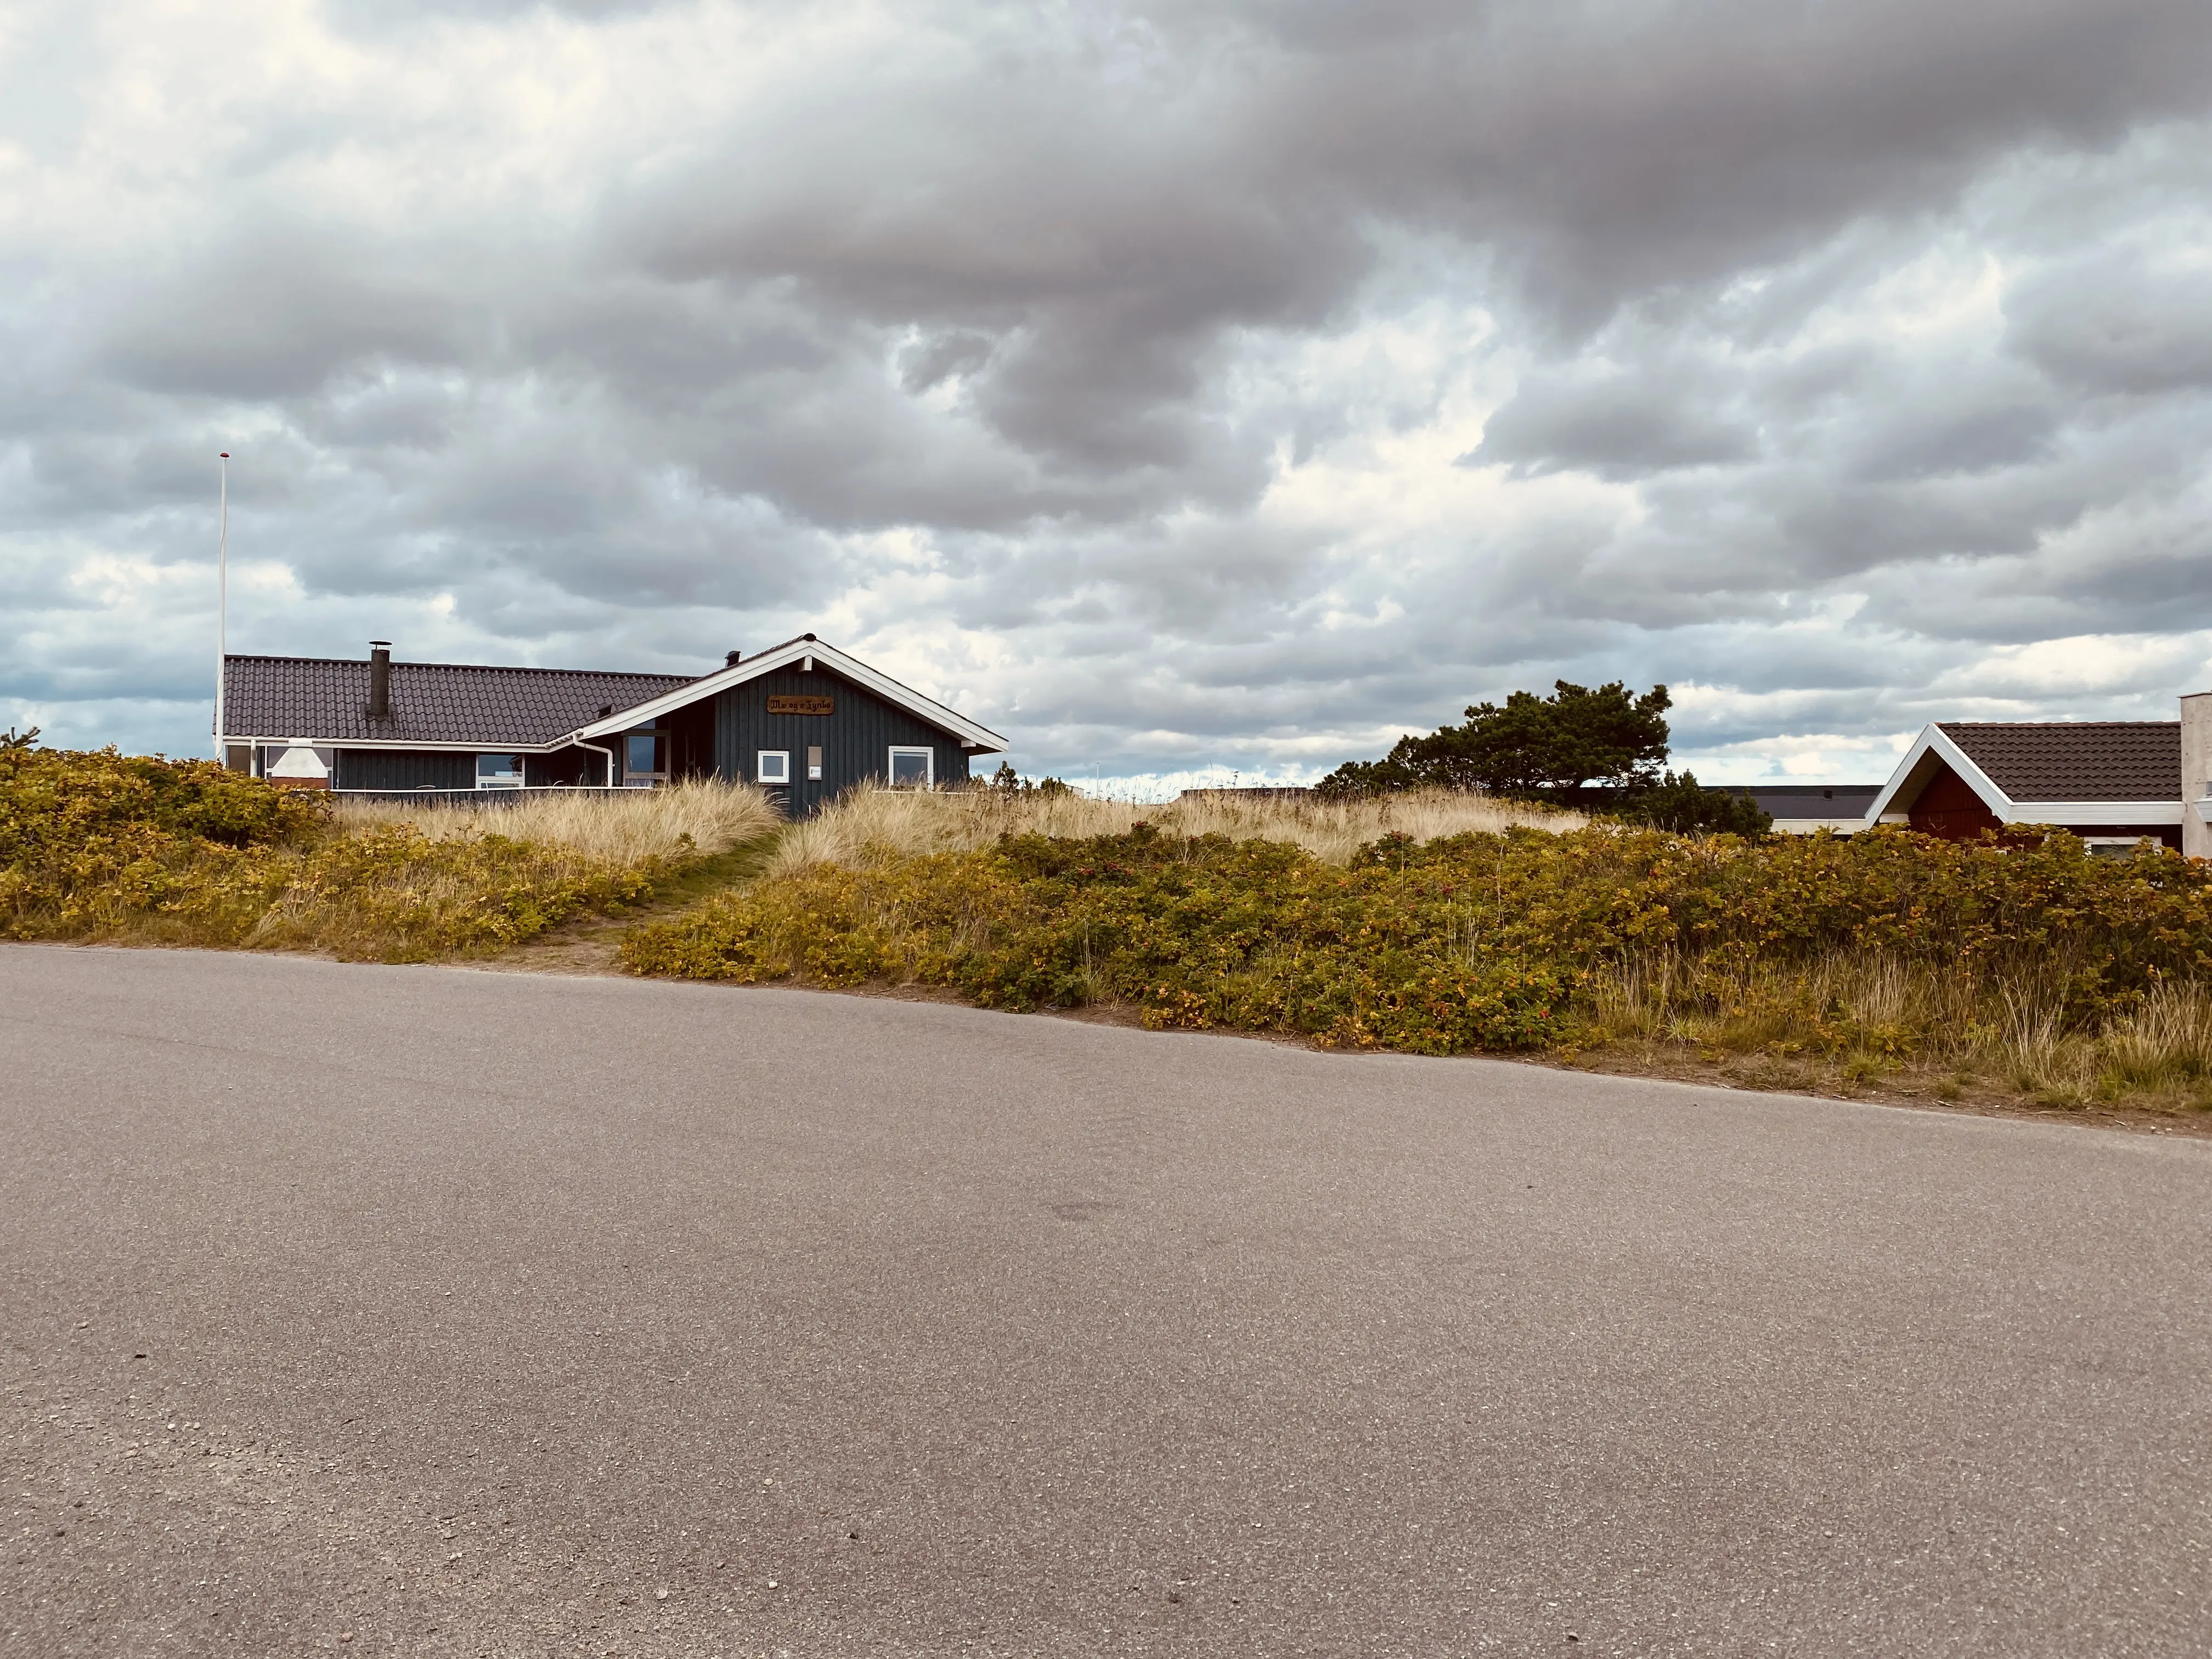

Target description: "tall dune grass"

left=333, top=779, right=780, bottom=864
left=1582, top=946, right=2212, bottom=1109
left=765, top=782, right=1579, bottom=874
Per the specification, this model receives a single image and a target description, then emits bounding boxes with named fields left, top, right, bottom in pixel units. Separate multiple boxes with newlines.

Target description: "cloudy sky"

left=4, top=0, right=2210, bottom=790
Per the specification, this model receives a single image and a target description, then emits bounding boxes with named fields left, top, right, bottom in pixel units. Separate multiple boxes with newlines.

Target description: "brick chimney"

left=368, top=641, right=391, bottom=720
left=2184, top=688, right=2211, bottom=860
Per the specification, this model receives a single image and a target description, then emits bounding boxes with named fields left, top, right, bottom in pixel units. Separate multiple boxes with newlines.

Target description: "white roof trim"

left=1865, top=726, right=2185, bottom=827
left=221, top=735, right=570, bottom=753
left=2007, top=802, right=2182, bottom=826
left=566, top=638, right=1008, bottom=752
left=1863, top=726, right=2014, bottom=826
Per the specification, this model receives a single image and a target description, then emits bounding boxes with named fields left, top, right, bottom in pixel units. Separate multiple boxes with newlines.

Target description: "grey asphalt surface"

left=2, top=947, right=2209, bottom=1657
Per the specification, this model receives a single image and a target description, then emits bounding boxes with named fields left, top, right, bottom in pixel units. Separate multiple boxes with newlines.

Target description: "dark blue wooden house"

left=219, top=634, right=1006, bottom=814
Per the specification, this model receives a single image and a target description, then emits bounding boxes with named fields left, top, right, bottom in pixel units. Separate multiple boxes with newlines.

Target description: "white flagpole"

left=215, top=452, right=229, bottom=757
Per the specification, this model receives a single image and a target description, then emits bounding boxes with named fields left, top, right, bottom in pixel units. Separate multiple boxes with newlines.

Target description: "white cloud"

left=2, top=0, right=2210, bottom=780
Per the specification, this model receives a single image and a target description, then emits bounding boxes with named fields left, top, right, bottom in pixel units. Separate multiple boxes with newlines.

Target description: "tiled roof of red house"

left=1937, top=721, right=2180, bottom=801
left=223, top=655, right=697, bottom=746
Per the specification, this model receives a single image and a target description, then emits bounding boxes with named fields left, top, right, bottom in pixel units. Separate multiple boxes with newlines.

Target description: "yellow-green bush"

left=1, top=747, right=663, bottom=960
left=621, top=819, right=2212, bottom=1076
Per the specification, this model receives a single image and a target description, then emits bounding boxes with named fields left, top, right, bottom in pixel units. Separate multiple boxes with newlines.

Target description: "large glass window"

left=757, top=749, right=790, bottom=785
left=476, top=754, right=523, bottom=789
left=888, top=747, right=933, bottom=789
left=624, top=730, right=666, bottom=787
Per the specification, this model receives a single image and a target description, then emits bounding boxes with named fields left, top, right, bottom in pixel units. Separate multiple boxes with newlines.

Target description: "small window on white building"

left=888, top=746, right=933, bottom=789
left=757, top=749, right=791, bottom=785
left=477, top=754, right=524, bottom=789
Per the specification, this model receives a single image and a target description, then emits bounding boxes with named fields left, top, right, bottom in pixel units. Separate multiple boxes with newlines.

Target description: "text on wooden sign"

left=766, top=695, right=836, bottom=716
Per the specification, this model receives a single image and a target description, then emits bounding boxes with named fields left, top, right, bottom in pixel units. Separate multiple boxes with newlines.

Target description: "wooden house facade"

left=218, top=634, right=1006, bottom=814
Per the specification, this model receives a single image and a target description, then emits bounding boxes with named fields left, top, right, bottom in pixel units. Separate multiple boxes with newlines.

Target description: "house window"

left=624, top=730, right=667, bottom=788
left=2083, top=837, right=2150, bottom=859
left=757, top=749, right=791, bottom=785
left=888, top=746, right=933, bottom=789
left=256, top=743, right=335, bottom=783
left=476, top=754, right=523, bottom=790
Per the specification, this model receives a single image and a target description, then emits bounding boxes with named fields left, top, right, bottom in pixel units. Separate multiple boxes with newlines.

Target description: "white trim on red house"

left=1863, top=724, right=2185, bottom=829
left=1863, top=726, right=2010, bottom=826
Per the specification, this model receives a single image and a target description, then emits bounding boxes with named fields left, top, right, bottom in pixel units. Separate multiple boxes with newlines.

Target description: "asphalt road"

left=3, top=946, right=2209, bottom=1657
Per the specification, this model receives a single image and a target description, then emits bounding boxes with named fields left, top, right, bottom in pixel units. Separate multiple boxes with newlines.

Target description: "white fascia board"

left=567, top=639, right=1009, bottom=752
left=226, top=736, right=566, bottom=753
left=1861, top=726, right=2015, bottom=826
left=2006, top=802, right=2182, bottom=826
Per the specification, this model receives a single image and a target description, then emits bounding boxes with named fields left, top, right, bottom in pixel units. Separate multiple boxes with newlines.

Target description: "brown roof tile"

left=223, top=655, right=697, bottom=747
left=1938, top=721, right=2179, bottom=802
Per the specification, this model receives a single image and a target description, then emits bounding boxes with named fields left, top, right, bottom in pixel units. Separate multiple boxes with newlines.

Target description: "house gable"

left=1865, top=721, right=2187, bottom=849
left=571, top=636, right=1005, bottom=753
left=710, top=662, right=975, bottom=810
left=1907, top=762, right=2002, bottom=841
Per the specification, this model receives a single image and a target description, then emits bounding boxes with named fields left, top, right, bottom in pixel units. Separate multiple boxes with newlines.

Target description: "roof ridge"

left=225, top=653, right=697, bottom=680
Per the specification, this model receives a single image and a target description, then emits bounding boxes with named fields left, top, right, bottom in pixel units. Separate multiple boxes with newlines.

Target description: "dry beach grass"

left=0, top=751, right=781, bottom=962
left=333, top=777, right=781, bottom=865
left=764, top=781, right=1581, bottom=874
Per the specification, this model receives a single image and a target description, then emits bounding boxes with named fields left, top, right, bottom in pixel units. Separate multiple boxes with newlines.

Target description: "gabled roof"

left=569, top=635, right=1007, bottom=752
left=222, top=655, right=697, bottom=747
left=1936, top=721, right=2179, bottom=801
left=1865, top=721, right=2184, bottom=828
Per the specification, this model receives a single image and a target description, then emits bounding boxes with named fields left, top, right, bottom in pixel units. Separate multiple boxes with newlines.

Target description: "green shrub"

left=0, top=747, right=665, bottom=960
left=623, top=820, right=2212, bottom=1064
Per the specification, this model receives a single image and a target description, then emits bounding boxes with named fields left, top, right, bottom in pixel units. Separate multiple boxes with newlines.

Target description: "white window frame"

left=757, top=749, right=791, bottom=785
left=888, top=746, right=934, bottom=789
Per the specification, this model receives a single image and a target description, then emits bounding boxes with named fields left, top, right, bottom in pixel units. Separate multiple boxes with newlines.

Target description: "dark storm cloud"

left=4, top=0, right=2211, bottom=774
left=1466, top=366, right=1758, bottom=478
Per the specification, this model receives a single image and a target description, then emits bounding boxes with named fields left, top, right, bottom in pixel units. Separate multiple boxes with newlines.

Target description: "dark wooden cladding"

left=663, top=695, right=716, bottom=781
left=1908, top=765, right=2003, bottom=839
left=717, top=664, right=970, bottom=815
left=332, top=748, right=474, bottom=792
left=523, top=744, right=608, bottom=788
left=766, top=695, right=835, bottom=716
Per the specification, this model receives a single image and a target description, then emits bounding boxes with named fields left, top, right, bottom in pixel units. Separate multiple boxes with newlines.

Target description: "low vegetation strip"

left=620, top=819, right=2212, bottom=1109
left=1, top=748, right=777, bottom=961
left=760, top=777, right=1580, bottom=874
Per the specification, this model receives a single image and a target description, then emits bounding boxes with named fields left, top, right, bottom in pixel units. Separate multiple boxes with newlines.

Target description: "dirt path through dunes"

left=480, top=836, right=778, bottom=978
